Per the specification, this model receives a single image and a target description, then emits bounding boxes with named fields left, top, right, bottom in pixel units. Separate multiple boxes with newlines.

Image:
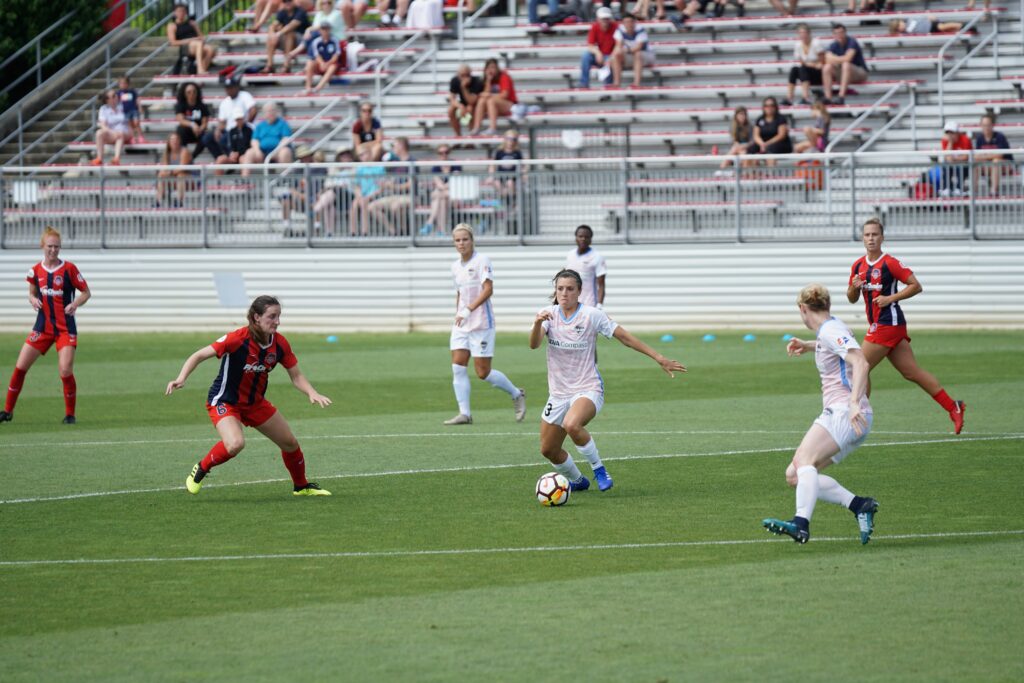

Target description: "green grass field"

left=0, top=330, right=1021, bottom=682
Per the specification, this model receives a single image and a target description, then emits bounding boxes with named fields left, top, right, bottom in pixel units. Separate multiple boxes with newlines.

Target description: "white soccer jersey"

left=565, top=247, right=607, bottom=308
left=541, top=304, right=618, bottom=398
left=815, top=316, right=872, bottom=413
left=451, top=251, right=494, bottom=332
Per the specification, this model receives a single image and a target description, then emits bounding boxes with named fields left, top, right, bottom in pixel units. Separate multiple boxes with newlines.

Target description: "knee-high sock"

left=5, top=367, right=26, bottom=412
left=552, top=454, right=583, bottom=482
left=61, top=374, right=76, bottom=417
left=817, top=474, right=855, bottom=508
left=200, top=442, right=234, bottom=471
left=483, top=368, right=519, bottom=397
left=795, top=465, right=819, bottom=521
left=281, top=448, right=308, bottom=488
left=575, top=439, right=603, bottom=470
left=931, top=389, right=956, bottom=412
left=452, top=364, right=472, bottom=416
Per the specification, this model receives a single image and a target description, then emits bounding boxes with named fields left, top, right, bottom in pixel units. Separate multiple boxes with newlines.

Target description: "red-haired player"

left=1, top=227, right=91, bottom=425
left=847, top=218, right=965, bottom=433
left=165, top=295, right=333, bottom=497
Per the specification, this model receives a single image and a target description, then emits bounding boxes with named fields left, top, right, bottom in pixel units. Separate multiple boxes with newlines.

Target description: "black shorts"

left=747, top=139, right=793, bottom=155
left=177, top=124, right=200, bottom=146
left=788, top=64, right=823, bottom=86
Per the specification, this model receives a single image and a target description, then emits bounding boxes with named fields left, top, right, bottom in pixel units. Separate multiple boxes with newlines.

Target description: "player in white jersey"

left=564, top=225, right=606, bottom=309
left=444, top=224, right=526, bottom=426
left=763, top=284, right=880, bottom=545
left=529, top=269, right=685, bottom=492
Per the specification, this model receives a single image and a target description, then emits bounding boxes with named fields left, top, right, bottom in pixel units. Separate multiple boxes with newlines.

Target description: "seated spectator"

left=784, top=24, right=824, bottom=106
left=117, top=75, right=143, bottom=144
left=156, top=132, right=192, bottom=208
left=281, top=144, right=323, bottom=222
left=486, top=129, right=525, bottom=198
left=795, top=100, right=830, bottom=153
left=448, top=64, right=484, bottom=136
left=717, top=105, right=752, bottom=173
left=350, top=147, right=387, bottom=236
left=939, top=120, right=971, bottom=196
left=200, top=75, right=256, bottom=161
left=822, top=24, right=868, bottom=105
left=304, top=22, right=344, bottom=94
left=250, top=0, right=281, bottom=32
left=422, top=144, right=462, bottom=235
left=529, top=0, right=559, bottom=23
left=338, top=0, right=369, bottom=29
left=769, top=0, right=797, bottom=16
left=352, top=101, right=384, bottom=159
left=214, top=107, right=253, bottom=174
left=310, top=0, right=345, bottom=41
left=264, top=0, right=310, bottom=73
left=579, top=8, right=618, bottom=89
left=845, top=0, right=890, bottom=13
left=174, top=82, right=210, bottom=158
left=973, top=113, right=1011, bottom=196
left=377, top=0, right=410, bottom=25
left=747, top=97, right=792, bottom=166
left=470, top=58, right=517, bottom=136
left=314, top=148, right=356, bottom=235
left=91, top=89, right=132, bottom=166
left=888, top=16, right=964, bottom=35
left=671, top=0, right=743, bottom=28
left=371, top=137, right=416, bottom=236
left=612, top=14, right=655, bottom=89
left=240, top=103, right=294, bottom=174
left=407, top=0, right=445, bottom=30
left=167, top=2, right=215, bottom=76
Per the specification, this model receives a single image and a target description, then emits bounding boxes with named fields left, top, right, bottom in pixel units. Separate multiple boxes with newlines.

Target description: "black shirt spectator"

left=276, top=3, right=311, bottom=32
left=353, top=116, right=382, bottom=143
left=973, top=129, right=1012, bottom=161
left=449, top=74, right=484, bottom=106
left=494, top=148, right=523, bottom=173
left=828, top=34, right=866, bottom=70
left=747, top=98, right=792, bottom=162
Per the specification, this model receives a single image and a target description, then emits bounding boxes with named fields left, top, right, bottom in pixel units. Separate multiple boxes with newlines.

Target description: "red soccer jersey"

left=587, top=21, right=619, bottom=55
left=26, top=260, right=88, bottom=336
left=206, top=327, right=298, bottom=407
left=849, top=253, right=914, bottom=327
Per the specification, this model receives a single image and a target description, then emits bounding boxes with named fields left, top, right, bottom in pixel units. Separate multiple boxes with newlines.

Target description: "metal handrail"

left=824, top=81, right=906, bottom=154
left=373, top=29, right=426, bottom=111
left=938, top=11, right=999, bottom=122
left=0, top=10, right=80, bottom=97
left=458, top=0, right=499, bottom=58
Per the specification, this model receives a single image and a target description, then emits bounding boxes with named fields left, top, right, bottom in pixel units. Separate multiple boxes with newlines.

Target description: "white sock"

left=575, top=439, right=603, bottom=470
left=795, top=465, right=819, bottom=521
left=553, top=455, right=583, bottom=481
left=452, top=364, right=471, bottom=416
left=817, top=474, right=855, bottom=508
left=483, top=368, right=519, bottom=397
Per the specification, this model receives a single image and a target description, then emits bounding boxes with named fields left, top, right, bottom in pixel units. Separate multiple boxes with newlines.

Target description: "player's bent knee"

left=224, top=436, right=245, bottom=455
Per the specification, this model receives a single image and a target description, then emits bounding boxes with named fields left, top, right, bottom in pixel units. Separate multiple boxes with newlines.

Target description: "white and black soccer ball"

left=536, top=472, right=571, bottom=507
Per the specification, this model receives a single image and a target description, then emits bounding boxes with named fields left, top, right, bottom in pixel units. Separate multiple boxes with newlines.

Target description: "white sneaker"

left=513, top=389, right=526, bottom=422
left=380, top=12, right=392, bottom=25
left=443, top=413, right=472, bottom=425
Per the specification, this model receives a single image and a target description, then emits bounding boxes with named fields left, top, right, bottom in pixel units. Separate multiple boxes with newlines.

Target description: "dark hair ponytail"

left=550, top=269, right=583, bottom=304
left=247, top=295, right=281, bottom=344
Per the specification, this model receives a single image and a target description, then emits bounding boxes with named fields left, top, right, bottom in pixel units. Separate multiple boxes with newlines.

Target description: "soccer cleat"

left=294, top=482, right=331, bottom=496
left=0, top=410, right=11, bottom=423
left=949, top=400, right=966, bottom=435
left=513, top=389, right=527, bottom=422
left=62, top=415, right=76, bottom=425
left=568, top=475, right=590, bottom=492
left=852, top=497, right=879, bottom=545
left=593, top=465, right=614, bottom=491
left=763, top=518, right=810, bottom=544
left=443, top=413, right=473, bottom=425
left=185, top=462, right=207, bottom=495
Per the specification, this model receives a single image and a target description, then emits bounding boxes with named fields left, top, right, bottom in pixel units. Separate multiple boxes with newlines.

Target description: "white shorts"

left=813, top=407, right=873, bottom=464
left=449, top=326, right=496, bottom=357
left=541, top=391, right=604, bottom=427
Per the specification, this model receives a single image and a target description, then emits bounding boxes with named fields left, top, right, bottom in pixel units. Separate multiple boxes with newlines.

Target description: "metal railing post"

left=849, top=153, right=858, bottom=241
left=825, top=153, right=833, bottom=227
left=515, top=161, right=525, bottom=241
left=969, top=150, right=977, bottom=239
left=620, top=159, right=630, bottom=244
left=734, top=158, right=742, bottom=242
left=910, top=86, right=918, bottom=151
left=99, top=166, right=108, bottom=248
left=35, top=42, right=43, bottom=86
left=17, top=107, right=24, bottom=161
left=304, top=164, right=314, bottom=241
left=201, top=166, right=209, bottom=247
left=0, top=170, right=5, bottom=248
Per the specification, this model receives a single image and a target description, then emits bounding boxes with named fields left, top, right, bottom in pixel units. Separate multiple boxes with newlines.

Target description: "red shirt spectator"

left=941, top=131, right=971, bottom=153
left=587, top=17, right=619, bottom=56
left=495, top=70, right=517, bottom=104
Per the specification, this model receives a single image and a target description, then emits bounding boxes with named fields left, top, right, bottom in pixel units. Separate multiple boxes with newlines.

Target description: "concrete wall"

left=2, top=241, right=1023, bottom=332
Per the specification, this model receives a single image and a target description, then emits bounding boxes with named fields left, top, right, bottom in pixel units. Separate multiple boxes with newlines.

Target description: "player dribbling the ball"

left=763, top=284, right=879, bottom=545
left=529, top=269, right=685, bottom=492
left=165, top=295, right=333, bottom=497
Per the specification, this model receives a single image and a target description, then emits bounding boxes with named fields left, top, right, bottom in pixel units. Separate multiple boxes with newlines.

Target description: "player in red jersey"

left=1, top=227, right=91, bottom=425
left=165, top=295, right=333, bottom=497
left=847, top=218, right=965, bottom=434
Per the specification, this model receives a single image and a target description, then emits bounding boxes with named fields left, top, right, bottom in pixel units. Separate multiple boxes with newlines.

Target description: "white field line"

left=1, top=434, right=1021, bottom=507
left=0, top=529, right=1020, bottom=568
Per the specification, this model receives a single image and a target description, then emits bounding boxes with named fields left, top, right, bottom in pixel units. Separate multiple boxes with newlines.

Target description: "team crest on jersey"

left=837, top=336, right=851, bottom=347
left=28, top=331, right=40, bottom=342
left=573, top=324, right=586, bottom=335
left=265, top=352, right=277, bottom=365
left=54, top=275, right=63, bottom=287
left=869, top=323, right=878, bottom=333
left=871, top=268, right=881, bottom=280
left=480, top=340, right=488, bottom=350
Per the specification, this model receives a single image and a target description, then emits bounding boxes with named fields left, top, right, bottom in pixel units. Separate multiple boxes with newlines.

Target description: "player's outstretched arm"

left=786, top=337, right=815, bottom=356
left=612, top=326, right=686, bottom=378
left=286, top=365, right=332, bottom=407
left=165, top=345, right=217, bottom=395
left=529, top=309, right=553, bottom=349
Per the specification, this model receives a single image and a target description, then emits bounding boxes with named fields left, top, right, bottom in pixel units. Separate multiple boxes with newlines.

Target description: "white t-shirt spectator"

left=99, top=104, right=130, bottom=134
left=218, top=91, right=256, bottom=131
left=793, top=38, right=825, bottom=66
left=313, top=9, right=345, bottom=38
left=613, top=25, right=653, bottom=57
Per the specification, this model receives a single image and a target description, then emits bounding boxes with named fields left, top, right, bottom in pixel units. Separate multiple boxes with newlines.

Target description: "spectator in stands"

left=372, top=137, right=417, bottom=235
left=352, top=101, right=384, bottom=159
left=264, top=0, right=311, bottom=73
left=91, top=89, right=132, bottom=166
left=973, top=113, right=1013, bottom=197
left=377, top=0, right=410, bottom=26
left=200, top=74, right=257, bottom=160
left=486, top=129, right=525, bottom=198
left=281, top=144, right=321, bottom=222
left=448, top=64, right=484, bottom=136
left=795, top=100, right=830, bottom=153
left=214, top=107, right=253, bottom=174
left=304, top=21, right=344, bottom=93
left=528, top=0, right=559, bottom=23
left=117, top=75, right=143, bottom=144
left=717, top=105, right=752, bottom=173
left=747, top=96, right=792, bottom=166
left=314, top=148, right=356, bottom=235
left=174, top=82, right=210, bottom=159
left=784, top=24, right=825, bottom=107
left=338, top=0, right=369, bottom=30
left=939, top=120, right=971, bottom=196
left=167, top=1, right=216, bottom=76
left=612, top=14, right=655, bottom=88
left=311, top=0, right=345, bottom=41
left=845, top=0, right=891, bottom=13
left=350, top=146, right=387, bottom=236
left=670, top=0, right=742, bottom=28
left=241, top=103, right=294, bottom=174
left=888, top=16, right=964, bottom=36
left=470, top=59, right=517, bottom=136
left=422, top=144, right=462, bottom=235
left=579, top=8, right=619, bottom=89
left=407, top=0, right=445, bottom=30
left=822, top=24, right=868, bottom=105
left=156, top=132, right=192, bottom=208
left=769, top=0, right=797, bottom=16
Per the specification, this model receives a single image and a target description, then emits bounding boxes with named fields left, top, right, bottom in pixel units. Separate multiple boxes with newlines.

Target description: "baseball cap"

left=596, top=7, right=614, bottom=19
left=296, top=145, right=314, bottom=158
left=943, top=120, right=960, bottom=133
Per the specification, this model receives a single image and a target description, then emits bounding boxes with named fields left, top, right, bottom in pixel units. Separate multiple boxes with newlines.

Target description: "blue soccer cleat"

left=569, top=476, right=590, bottom=492
left=853, top=497, right=879, bottom=545
left=763, top=517, right=810, bottom=544
left=593, top=466, right=614, bottom=492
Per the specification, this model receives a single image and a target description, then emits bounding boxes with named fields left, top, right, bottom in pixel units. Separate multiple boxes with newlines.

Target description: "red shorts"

left=25, top=330, right=77, bottom=354
left=864, top=323, right=911, bottom=348
left=207, top=399, right=278, bottom=428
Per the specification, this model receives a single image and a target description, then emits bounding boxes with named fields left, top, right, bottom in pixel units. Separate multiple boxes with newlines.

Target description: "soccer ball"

left=536, top=472, right=571, bottom=507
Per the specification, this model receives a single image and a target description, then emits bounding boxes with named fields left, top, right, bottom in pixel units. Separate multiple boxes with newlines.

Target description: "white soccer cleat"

left=443, top=413, right=473, bottom=425
left=513, top=389, right=527, bottom=422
